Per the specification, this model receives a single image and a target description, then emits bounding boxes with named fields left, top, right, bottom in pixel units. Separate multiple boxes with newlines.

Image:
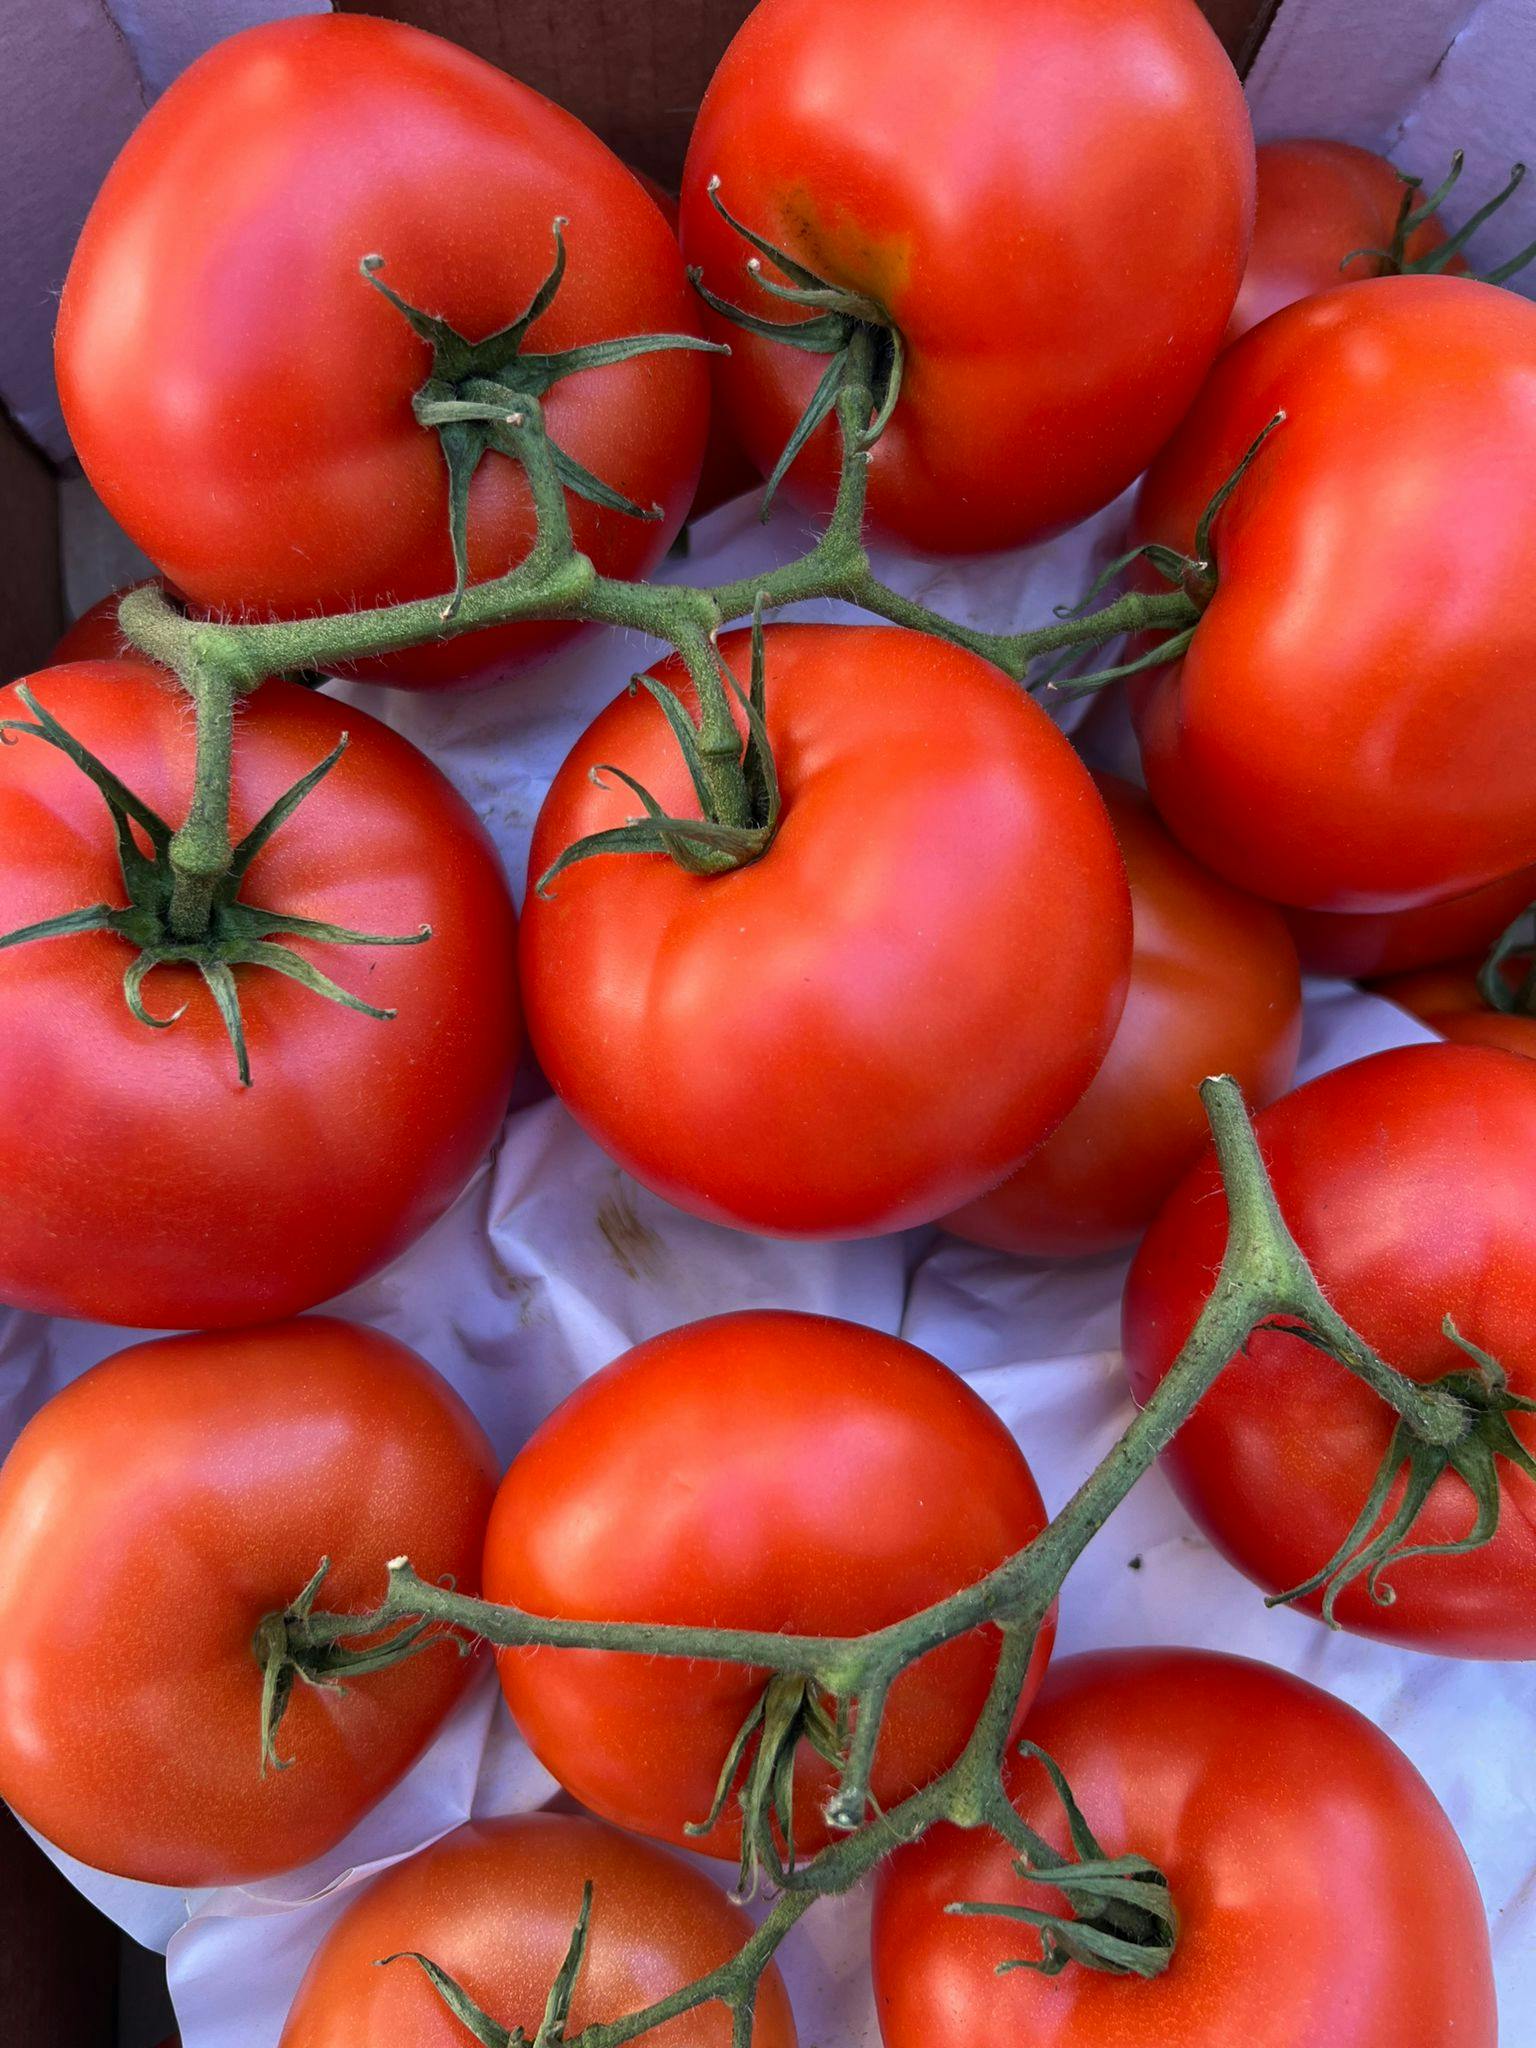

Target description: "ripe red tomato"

left=944, top=776, right=1301, bottom=1258
left=1284, top=864, right=1536, bottom=977
left=49, top=580, right=175, bottom=665
left=0, top=659, right=518, bottom=1327
left=1135, top=276, right=1536, bottom=911
left=56, top=15, right=710, bottom=693
left=872, top=1649, right=1495, bottom=2048
left=1225, top=139, right=1456, bottom=346
left=279, top=1814, right=797, bottom=2048
left=521, top=624, right=1131, bottom=1236
left=484, top=1311, right=1052, bottom=1860
left=1123, top=1044, right=1536, bottom=1654
left=0, top=1318, right=497, bottom=1887
left=681, top=0, right=1252, bottom=554
left=1374, top=958, right=1536, bottom=1057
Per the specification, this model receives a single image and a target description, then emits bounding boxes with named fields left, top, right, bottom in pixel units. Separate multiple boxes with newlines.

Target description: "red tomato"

left=681, top=0, right=1252, bottom=554
left=484, top=1311, right=1052, bottom=1860
left=56, top=15, right=710, bottom=693
left=0, top=659, right=518, bottom=1327
left=49, top=580, right=175, bottom=665
left=872, top=1649, right=1495, bottom=2048
left=0, top=1318, right=497, bottom=1887
left=279, top=1814, right=797, bottom=2048
left=1284, top=864, right=1536, bottom=977
left=1373, top=958, right=1536, bottom=1058
left=944, top=776, right=1301, bottom=1258
left=521, top=624, right=1131, bottom=1237
left=1225, top=139, right=1456, bottom=346
left=1135, top=276, right=1536, bottom=911
left=1123, top=1044, right=1536, bottom=1654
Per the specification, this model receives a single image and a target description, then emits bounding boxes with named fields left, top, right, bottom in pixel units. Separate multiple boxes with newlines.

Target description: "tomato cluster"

left=1, top=1, right=1531, bottom=2044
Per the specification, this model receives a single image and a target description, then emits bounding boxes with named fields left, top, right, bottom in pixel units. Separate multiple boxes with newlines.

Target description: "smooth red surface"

left=1285, top=864, right=1536, bottom=977
left=0, top=1319, right=497, bottom=1886
left=945, top=776, right=1301, bottom=1257
left=1124, top=1045, right=1536, bottom=1654
left=1375, top=958, right=1536, bottom=1058
left=485, top=1311, right=1053, bottom=1859
left=1135, top=275, right=1536, bottom=911
left=279, top=1814, right=797, bottom=2047
left=1225, top=138, right=1455, bottom=346
left=56, top=15, right=710, bottom=691
left=681, top=0, right=1252, bottom=554
left=873, top=1649, right=1496, bottom=2048
left=521, top=624, right=1131, bottom=1237
left=0, top=659, right=518, bottom=1327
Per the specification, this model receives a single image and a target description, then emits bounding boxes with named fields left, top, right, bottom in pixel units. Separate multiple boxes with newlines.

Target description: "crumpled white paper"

left=3, top=494, right=1531, bottom=2045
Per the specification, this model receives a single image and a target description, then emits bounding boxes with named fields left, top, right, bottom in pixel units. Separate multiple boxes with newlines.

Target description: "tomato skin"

left=483, top=1311, right=1053, bottom=1860
left=944, top=776, right=1301, bottom=1258
left=681, top=0, right=1253, bottom=555
left=1224, top=139, right=1455, bottom=346
left=49, top=580, right=176, bottom=665
left=0, top=659, right=518, bottom=1328
left=1123, top=1044, right=1536, bottom=1655
left=1135, top=275, right=1536, bottom=912
left=56, top=15, right=709, bottom=693
left=521, top=624, right=1131, bottom=1237
left=279, top=1814, right=797, bottom=2048
left=1374, top=958, right=1536, bottom=1058
left=1284, top=864, right=1536, bottom=977
left=872, top=1649, right=1495, bottom=2048
left=0, top=1318, right=498, bottom=1887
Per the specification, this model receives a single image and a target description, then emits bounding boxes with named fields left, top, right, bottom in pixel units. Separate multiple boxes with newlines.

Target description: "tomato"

left=56, top=15, right=710, bottom=693
left=1225, top=139, right=1456, bottom=346
left=1134, top=275, right=1536, bottom=911
left=0, top=659, right=518, bottom=1327
left=872, top=1649, right=1495, bottom=2048
left=1123, top=1044, right=1536, bottom=1654
left=1284, top=864, right=1536, bottom=977
left=1373, top=958, right=1536, bottom=1058
left=49, top=580, right=175, bottom=665
left=0, top=1318, right=497, bottom=1887
left=680, top=0, right=1252, bottom=555
left=521, top=624, right=1131, bottom=1236
left=279, top=1814, right=797, bottom=2047
left=484, top=1311, right=1052, bottom=1860
left=944, top=776, right=1301, bottom=1258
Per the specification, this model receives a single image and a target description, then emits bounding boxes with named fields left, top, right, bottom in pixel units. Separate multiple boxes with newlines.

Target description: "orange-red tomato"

left=279, top=1815, right=797, bottom=2048
left=873, top=1650, right=1495, bottom=2048
left=1373, top=958, right=1536, bottom=1057
left=484, top=1311, right=1052, bottom=1860
left=944, top=776, right=1301, bottom=1258
left=0, top=1319, right=498, bottom=1886
left=1284, top=864, right=1536, bottom=977
left=49, top=580, right=175, bottom=665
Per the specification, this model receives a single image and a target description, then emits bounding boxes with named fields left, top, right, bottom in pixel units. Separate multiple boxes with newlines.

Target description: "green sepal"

left=375, top=1954, right=512, bottom=2048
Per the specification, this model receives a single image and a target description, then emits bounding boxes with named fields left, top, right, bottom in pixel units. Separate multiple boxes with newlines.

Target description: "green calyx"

left=1269, top=1318, right=1536, bottom=1626
left=381, top=1880, right=595, bottom=2048
left=0, top=686, right=430, bottom=1087
left=1478, top=899, right=1536, bottom=1014
left=364, top=218, right=726, bottom=620
left=689, top=179, right=906, bottom=519
left=951, top=1742, right=1176, bottom=1981
left=1347, top=151, right=1536, bottom=286
left=687, top=1670, right=851, bottom=1900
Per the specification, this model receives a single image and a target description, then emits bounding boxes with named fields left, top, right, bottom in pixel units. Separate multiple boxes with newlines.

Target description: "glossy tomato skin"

left=279, top=1814, right=797, bottom=2048
left=1124, top=1044, right=1536, bottom=1654
left=0, top=1319, right=498, bottom=1887
left=521, top=625, right=1131, bottom=1237
left=1224, top=139, right=1454, bottom=346
left=872, top=1649, right=1495, bottom=2048
left=484, top=1311, right=1053, bottom=1860
left=0, top=660, right=519, bottom=1327
left=1285, top=864, right=1536, bottom=977
left=1374, top=959, right=1536, bottom=1057
left=56, top=15, right=709, bottom=692
left=1135, top=276, right=1536, bottom=913
left=681, top=0, right=1253, bottom=554
left=944, top=776, right=1301, bottom=1258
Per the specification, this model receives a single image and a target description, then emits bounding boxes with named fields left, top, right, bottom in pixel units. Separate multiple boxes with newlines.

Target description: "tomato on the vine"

left=1134, top=275, right=1536, bottom=911
left=484, top=1311, right=1052, bottom=1860
left=0, top=659, right=518, bottom=1328
left=944, top=775, right=1301, bottom=1259
left=1123, top=1044, right=1536, bottom=1654
left=1284, top=864, right=1536, bottom=977
left=521, top=624, right=1131, bottom=1237
left=0, top=1318, right=497, bottom=1887
left=873, top=1649, right=1495, bottom=2048
left=279, top=1815, right=797, bottom=2047
left=681, top=0, right=1253, bottom=554
left=56, top=14, right=711, bottom=692
left=1374, top=958, right=1536, bottom=1057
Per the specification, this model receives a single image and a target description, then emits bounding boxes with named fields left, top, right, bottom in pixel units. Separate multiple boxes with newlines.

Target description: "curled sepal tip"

left=378, top=1879, right=594, bottom=2048
left=685, top=1670, right=847, bottom=1901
